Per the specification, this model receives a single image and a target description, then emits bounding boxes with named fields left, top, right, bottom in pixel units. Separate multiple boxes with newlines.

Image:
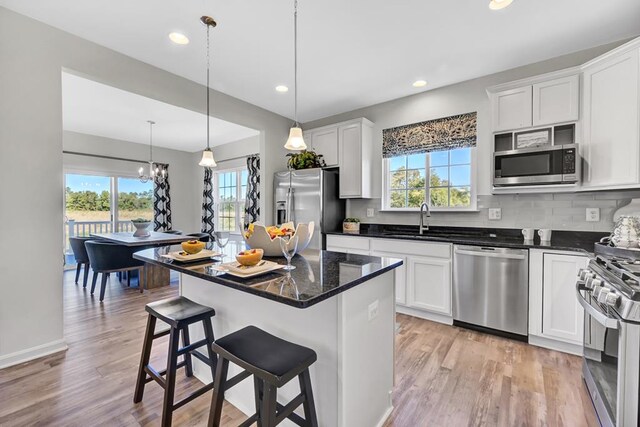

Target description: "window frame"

left=381, top=147, right=477, bottom=212
left=212, top=166, right=248, bottom=235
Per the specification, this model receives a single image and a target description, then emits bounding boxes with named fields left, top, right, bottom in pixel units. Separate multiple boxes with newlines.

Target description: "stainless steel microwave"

left=493, top=144, right=580, bottom=187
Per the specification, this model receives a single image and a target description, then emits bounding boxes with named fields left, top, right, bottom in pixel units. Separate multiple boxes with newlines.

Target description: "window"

left=213, top=168, right=248, bottom=233
left=384, top=147, right=475, bottom=210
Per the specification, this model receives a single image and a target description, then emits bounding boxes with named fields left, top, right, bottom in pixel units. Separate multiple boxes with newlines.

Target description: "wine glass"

left=214, top=231, right=230, bottom=260
left=279, top=234, right=298, bottom=271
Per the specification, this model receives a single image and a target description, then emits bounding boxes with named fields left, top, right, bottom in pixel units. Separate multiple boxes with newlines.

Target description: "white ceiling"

left=4, top=0, right=640, bottom=122
left=62, top=72, right=259, bottom=152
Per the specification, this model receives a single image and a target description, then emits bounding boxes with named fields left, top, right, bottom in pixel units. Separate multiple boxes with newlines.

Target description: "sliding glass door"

left=63, top=172, right=153, bottom=266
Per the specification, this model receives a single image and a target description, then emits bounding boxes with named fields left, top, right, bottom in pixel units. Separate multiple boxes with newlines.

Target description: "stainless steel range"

left=576, top=253, right=640, bottom=427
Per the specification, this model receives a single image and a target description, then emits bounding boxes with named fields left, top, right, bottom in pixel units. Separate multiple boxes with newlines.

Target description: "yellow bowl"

left=181, top=240, right=205, bottom=254
left=236, top=248, right=264, bottom=266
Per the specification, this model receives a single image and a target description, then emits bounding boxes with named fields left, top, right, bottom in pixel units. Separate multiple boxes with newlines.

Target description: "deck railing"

left=64, top=220, right=136, bottom=254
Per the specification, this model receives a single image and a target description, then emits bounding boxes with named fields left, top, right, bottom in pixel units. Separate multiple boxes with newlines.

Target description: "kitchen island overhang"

left=134, top=246, right=402, bottom=427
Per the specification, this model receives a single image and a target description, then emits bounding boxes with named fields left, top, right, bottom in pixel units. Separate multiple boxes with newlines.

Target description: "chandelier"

left=138, top=120, right=165, bottom=183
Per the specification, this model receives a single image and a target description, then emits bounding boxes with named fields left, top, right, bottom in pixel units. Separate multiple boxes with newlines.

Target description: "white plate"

left=161, top=249, right=222, bottom=262
left=211, top=260, right=284, bottom=278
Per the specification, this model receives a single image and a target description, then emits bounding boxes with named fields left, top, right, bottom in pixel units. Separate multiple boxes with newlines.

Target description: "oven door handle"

left=575, top=283, right=619, bottom=329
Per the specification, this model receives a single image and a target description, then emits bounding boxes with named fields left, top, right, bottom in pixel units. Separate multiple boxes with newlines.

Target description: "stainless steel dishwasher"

left=453, top=245, right=529, bottom=336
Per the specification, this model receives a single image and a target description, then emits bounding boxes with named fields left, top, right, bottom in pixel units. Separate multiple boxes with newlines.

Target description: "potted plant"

left=286, top=150, right=327, bottom=170
left=343, top=218, right=361, bottom=234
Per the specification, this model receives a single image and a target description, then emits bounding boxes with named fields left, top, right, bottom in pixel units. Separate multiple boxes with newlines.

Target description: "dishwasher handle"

left=454, top=247, right=527, bottom=260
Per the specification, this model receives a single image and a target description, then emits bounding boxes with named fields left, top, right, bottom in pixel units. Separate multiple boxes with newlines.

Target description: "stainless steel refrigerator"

left=273, top=168, right=345, bottom=250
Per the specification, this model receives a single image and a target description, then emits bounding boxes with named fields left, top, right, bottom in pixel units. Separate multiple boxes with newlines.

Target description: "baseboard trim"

left=528, top=334, right=582, bottom=356
left=396, top=306, right=453, bottom=325
left=375, top=404, right=394, bottom=427
left=0, top=339, right=68, bottom=370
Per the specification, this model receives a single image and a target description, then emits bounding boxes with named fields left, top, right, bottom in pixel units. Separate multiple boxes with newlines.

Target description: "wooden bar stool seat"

left=134, top=296, right=217, bottom=427
left=208, top=325, right=318, bottom=427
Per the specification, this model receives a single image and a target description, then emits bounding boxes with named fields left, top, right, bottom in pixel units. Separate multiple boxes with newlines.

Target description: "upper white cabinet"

left=305, top=127, right=339, bottom=167
left=533, top=75, right=580, bottom=126
left=491, top=86, right=533, bottom=132
left=529, top=249, right=588, bottom=355
left=581, top=44, right=640, bottom=190
left=489, top=72, right=581, bottom=133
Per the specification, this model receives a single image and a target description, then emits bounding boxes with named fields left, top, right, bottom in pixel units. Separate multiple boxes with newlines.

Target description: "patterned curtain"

left=201, top=167, right=215, bottom=240
left=382, top=112, right=477, bottom=158
left=153, top=164, right=172, bottom=231
left=244, top=155, right=260, bottom=229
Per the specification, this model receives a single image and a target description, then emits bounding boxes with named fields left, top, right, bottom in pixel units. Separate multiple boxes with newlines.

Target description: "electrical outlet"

left=366, top=208, right=375, bottom=218
left=488, top=208, right=502, bottom=220
left=368, top=300, right=379, bottom=321
left=586, top=208, right=600, bottom=222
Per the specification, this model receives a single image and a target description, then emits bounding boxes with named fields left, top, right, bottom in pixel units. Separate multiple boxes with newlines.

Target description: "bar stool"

left=133, top=296, right=218, bottom=427
left=208, top=326, right=318, bottom=427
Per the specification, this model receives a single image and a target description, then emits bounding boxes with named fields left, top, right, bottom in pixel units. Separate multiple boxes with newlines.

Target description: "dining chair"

left=186, top=232, right=210, bottom=243
left=85, top=240, right=146, bottom=302
left=69, top=236, right=92, bottom=287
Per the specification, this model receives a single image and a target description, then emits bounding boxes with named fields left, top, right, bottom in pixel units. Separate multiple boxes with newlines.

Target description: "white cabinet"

left=406, top=256, right=451, bottom=315
left=533, top=75, right=580, bottom=126
left=581, top=46, right=640, bottom=189
left=338, top=119, right=374, bottom=198
left=307, top=127, right=339, bottom=167
left=491, top=86, right=533, bottom=132
left=371, top=249, right=407, bottom=305
left=326, top=235, right=370, bottom=255
left=529, top=249, right=587, bottom=355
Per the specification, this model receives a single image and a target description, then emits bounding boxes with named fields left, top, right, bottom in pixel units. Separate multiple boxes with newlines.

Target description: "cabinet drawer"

left=370, top=239, right=451, bottom=259
left=326, top=235, right=370, bottom=251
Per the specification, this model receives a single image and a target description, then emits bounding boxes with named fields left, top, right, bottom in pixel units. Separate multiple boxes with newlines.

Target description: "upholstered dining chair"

left=85, top=240, right=146, bottom=302
left=69, top=236, right=92, bottom=287
left=186, top=232, right=210, bottom=243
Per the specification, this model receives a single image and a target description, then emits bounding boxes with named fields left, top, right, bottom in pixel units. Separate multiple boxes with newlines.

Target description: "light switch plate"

left=586, top=208, right=600, bottom=222
left=488, top=208, right=502, bottom=220
left=368, top=300, right=379, bottom=321
left=366, top=208, right=375, bottom=218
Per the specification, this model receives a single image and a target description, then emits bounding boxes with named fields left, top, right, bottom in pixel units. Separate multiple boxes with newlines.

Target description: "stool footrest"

left=172, top=382, right=215, bottom=411
left=224, top=369, right=252, bottom=392
left=177, top=338, right=209, bottom=356
left=144, top=360, right=188, bottom=385
left=238, top=413, right=259, bottom=427
left=153, top=329, right=171, bottom=339
left=191, top=350, right=215, bottom=368
left=275, top=394, right=306, bottom=426
left=144, top=365, right=167, bottom=389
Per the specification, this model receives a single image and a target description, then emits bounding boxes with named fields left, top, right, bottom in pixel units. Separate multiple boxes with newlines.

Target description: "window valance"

left=382, top=112, right=477, bottom=158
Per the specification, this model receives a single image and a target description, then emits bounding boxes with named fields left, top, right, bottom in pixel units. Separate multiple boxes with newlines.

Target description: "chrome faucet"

left=419, top=202, right=431, bottom=234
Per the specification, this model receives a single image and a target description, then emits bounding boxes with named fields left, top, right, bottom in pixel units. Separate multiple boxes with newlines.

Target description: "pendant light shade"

left=489, top=0, right=513, bottom=10
left=284, top=127, right=306, bottom=151
left=200, top=16, right=218, bottom=167
left=284, top=0, right=307, bottom=151
left=199, top=148, right=217, bottom=167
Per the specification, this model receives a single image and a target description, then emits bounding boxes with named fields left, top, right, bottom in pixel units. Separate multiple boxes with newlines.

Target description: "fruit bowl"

left=131, top=219, right=152, bottom=237
left=181, top=240, right=205, bottom=254
left=236, top=248, right=264, bottom=266
left=243, top=222, right=314, bottom=257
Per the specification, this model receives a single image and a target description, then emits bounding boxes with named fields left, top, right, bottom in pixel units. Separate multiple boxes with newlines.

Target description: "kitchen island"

left=134, top=244, right=402, bottom=427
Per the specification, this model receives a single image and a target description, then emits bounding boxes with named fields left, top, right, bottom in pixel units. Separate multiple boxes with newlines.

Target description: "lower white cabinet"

left=406, top=256, right=451, bottom=315
left=326, top=235, right=370, bottom=255
left=529, top=249, right=587, bottom=355
left=371, top=249, right=407, bottom=305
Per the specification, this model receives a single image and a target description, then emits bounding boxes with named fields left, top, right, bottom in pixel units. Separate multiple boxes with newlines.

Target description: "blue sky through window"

left=65, top=174, right=151, bottom=193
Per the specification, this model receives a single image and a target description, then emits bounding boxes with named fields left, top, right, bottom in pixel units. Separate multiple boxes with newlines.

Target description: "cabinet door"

left=532, top=75, right=580, bottom=126
left=311, top=128, right=339, bottom=167
left=541, top=253, right=587, bottom=344
left=582, top=49, right=640, bottom=188
left=372, top=250, right=407, bottom=305
left=338, top=123, right=363, bottom=198
left=406, top=256, right=451, bottom=315
left=492, top=86, right=533, bottom=132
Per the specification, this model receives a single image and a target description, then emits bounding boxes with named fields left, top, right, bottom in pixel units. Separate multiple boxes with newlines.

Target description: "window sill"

left=378, top=208, right=479, bottom=213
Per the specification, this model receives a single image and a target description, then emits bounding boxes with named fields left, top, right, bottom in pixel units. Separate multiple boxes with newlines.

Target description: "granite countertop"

left=326, top=224, right=609, bottom=254
left=133, top=241, right=402, bottom=309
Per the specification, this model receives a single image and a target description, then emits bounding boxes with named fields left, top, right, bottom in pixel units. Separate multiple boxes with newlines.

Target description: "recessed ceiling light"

left=275, top=85, right=289, bottom=93
left=489, top=0, right=513, bottom=10
left=169, top=32, right=190, bottom=45
left=413, top=80, right=427, bottom=88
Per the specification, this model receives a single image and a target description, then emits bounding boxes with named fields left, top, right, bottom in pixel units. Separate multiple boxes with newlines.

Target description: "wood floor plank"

left=0, top=271, right=598, bottom=426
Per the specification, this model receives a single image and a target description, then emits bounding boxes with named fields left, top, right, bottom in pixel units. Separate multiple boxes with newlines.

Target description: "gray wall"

left=304, top=39, right=635, bottom=232
left=0, top=6, right=290, bottom=365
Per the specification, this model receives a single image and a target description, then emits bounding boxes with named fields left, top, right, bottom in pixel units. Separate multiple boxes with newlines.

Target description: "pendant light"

left=199, top=16, right=218, bottom=168
left=139, top=120, right=165, bottom=183
left=489, top=0, right=513, bottom=10
left=284, top=0, right=307, bottom=151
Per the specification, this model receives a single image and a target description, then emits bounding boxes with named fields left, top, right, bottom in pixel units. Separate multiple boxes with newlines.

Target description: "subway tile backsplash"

left=348, top=190, right=640, bottom=232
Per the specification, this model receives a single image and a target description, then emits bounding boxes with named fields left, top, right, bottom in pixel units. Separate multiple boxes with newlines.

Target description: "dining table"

left=90, top=231, right=194, bottom=289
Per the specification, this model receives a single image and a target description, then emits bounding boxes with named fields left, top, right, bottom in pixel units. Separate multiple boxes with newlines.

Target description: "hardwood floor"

left=0, top=271, right=598, bottom=426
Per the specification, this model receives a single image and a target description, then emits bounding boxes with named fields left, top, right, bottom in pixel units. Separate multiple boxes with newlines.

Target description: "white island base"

left=180, top=270, right=395, bottom=427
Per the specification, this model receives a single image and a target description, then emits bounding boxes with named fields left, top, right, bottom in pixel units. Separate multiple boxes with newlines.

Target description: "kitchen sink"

left=381, top=229, right=488, bottom=239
